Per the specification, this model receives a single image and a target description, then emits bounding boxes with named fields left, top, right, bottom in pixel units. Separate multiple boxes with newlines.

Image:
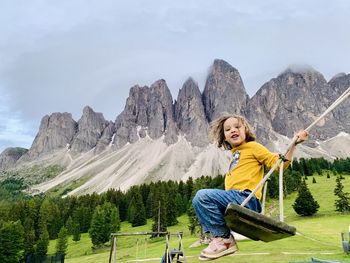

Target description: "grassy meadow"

left=48, top=174, right=350, bottom=263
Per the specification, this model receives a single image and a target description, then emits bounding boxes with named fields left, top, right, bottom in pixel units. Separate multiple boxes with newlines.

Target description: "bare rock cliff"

left=175, top=77, right=208, bottom=147
left=70, top=106, right=108, bottom=153
left=113, top=79, right=177, bottom=148
left=247, top=67, right=342, bottom=140
left=18, top=112, right=77, bottom=161
left=0, top=147, right=28, bottom=170
left=202, top=59, right=248, bottom=122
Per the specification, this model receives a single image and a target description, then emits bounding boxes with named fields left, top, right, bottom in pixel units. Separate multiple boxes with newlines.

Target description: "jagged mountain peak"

left=178, top=77, right=201, bottom=98
left=1, top=59, right=349, bottom=196
left=329, top=72, right=347, bottom=83
left=248, top=66, right=344, bottom=140
left=17, top=112, right=77, bottom=162
left=211, top=59, right=239, bottom=72
left=202, top=59, right=248, bottom=122
left=175, top=77, right=208, bottom=147
left=275, top=66, right=328, bottom=91
left=70, top=106, right=108, bottom=153
left=113, top=78, right=177, bottom=148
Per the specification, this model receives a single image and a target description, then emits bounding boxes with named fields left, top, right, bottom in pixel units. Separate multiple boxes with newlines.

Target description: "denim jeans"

left=192, top=189, right=261, bottom=237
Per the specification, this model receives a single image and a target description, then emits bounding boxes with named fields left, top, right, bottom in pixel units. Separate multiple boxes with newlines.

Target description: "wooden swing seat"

left=224, top=203, right=296, bottom=242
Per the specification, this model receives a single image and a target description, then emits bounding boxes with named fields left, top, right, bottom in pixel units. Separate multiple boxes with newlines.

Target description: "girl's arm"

left=285, top=130, right=309, bottom=161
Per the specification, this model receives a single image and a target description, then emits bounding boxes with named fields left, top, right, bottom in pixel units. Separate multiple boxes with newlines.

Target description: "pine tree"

left=0, top=220, right=24, bottom=263
left=151, top=185, right=167, bottom=235
left=89, top=202, right=120, bottom=247
left=36, top=226, right=49, bottom=256
left=131, top=192, right=147, bottom=227
left=175, top=193, right=186, bottom=216
left=165, top=183, right=178, bottom=226
left=72, top=222, right=81, bottom=242
left=187, top=205, right=200, bottom=235
left=23, top=218, right=36, bottom=258
left=187, top=183, right=203, bottom=235
left=334, top=176, right=350, bottom=213
left=185, top=177, right=194, bottom=202
left=284, top=170, right=302, bottom=195
left=55, top=226, right=68, bottom=255
left=39, top=198, right=62, bottom=239
left=65, top=216, right=74, bottom=235
left=146, top=191, right=154, bottom=219
left=128, top=197, right=137, bottom=223
left=293, top=179, right=319, bottom=216
left=73, top=206, right=92, bottom=233
left=312, top=177, right=317, bottom=183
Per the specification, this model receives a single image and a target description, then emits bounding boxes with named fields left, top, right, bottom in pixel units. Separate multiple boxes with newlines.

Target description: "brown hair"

left=209, top=114, right=256, bottom=150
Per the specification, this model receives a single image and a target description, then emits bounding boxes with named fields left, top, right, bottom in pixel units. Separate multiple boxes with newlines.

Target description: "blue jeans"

left=192, top=189, right=261, bottom=237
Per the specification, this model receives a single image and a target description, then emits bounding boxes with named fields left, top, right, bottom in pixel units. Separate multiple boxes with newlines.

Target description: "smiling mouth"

left=231, top=134, right=239, bottom=139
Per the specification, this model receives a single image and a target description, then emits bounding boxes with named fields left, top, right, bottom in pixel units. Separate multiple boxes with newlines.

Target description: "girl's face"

left=223, top=117, right=246, bottom=147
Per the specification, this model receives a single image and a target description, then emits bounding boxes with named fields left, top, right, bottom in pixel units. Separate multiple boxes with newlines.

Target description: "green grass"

left=49, top=174, right=350, bottom=263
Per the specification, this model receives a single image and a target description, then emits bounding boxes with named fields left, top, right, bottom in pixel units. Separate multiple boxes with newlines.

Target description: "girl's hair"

left=209, top=114, right=256, bottom=150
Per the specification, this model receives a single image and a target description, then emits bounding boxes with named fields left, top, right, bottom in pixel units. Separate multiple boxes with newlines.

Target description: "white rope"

left=241, top=159, right=281, bottom=207
left=240, top=86, right=350, bottom=213
left=305, top=86, right=350, bottom=133
left=261, top=180, right=268, bottom=215
left=279, top=161, right=284, bottom=222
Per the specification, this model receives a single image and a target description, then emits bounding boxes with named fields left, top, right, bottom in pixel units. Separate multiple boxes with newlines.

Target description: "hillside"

left=47, top=174, right=350, bottom=263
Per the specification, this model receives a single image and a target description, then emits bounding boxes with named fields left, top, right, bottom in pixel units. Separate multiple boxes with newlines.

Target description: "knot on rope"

left=279, top=154, right=288, bottom=162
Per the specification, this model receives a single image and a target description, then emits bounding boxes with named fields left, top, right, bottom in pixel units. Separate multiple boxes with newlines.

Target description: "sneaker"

left=200, top=235, right=238, bottom=259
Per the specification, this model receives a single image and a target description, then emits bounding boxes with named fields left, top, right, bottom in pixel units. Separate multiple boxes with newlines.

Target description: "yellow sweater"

left=225, top=141, right=290, bottom=200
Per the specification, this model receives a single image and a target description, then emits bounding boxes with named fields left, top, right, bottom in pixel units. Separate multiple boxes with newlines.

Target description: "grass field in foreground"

left=48, top=174, right=350, bottom=263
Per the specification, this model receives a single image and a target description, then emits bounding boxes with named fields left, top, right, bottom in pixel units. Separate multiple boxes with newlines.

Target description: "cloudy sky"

left=0, top=0, right=349, bottom=153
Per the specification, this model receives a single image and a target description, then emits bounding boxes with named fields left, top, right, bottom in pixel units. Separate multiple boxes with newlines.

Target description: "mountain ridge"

left=0, top=59, right=349, bottom=195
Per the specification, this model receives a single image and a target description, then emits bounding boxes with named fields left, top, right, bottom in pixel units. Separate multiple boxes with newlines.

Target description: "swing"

left=109, top=231, right=168, bottom=263
left=224, top=87, right=350, bottom=242
left=109, top=231, right=187, bottom=263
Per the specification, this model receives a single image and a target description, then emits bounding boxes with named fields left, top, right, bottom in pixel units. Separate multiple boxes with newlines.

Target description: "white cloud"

left=0, top=0, right=350, bottom=151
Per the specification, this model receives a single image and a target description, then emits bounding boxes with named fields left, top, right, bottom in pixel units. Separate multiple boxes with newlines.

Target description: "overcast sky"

left=0, top=0, right=349, bottom=153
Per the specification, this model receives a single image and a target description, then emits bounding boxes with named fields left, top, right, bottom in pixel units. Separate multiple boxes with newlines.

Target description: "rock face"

left=19, top=112, right=77, bottom=161
left=202, top=59, right=248, bottom=122
left=328, top=73, right=350, bottom=136
left=0, top=147, right=28, bottom=170
left=70, top=106, right=108, bottom=153
left=113, top=79, right=177, bottom=148
left=247, top=67, right=342, bottom=141
left=175, top=78, right=208, bottom=147
left=94, top=121, right=116, bottom=154
left=1, top=59, right=349, bottom=174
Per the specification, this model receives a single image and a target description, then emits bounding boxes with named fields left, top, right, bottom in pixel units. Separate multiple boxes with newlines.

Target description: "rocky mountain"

left=247, top=67, right=345, bottom=141
left=113, top=79, right=178, bottom=148
left=0, top=147, right=28, bottom=170
left=0, top=59, right=349, bottom=195
left=18, top=112, right=77, bottom=162
left=202, top=59, right=248, bottom=121
left=70, top=106, right=109, bottom=153
left=175, top=78, right=208, bottom=147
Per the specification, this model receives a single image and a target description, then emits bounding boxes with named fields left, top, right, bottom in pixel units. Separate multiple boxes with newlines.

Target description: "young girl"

left=192, top=114, right=308, bottom=260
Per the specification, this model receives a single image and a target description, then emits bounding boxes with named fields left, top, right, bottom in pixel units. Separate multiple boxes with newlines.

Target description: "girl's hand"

left=295, top=130, right=309, bottom=145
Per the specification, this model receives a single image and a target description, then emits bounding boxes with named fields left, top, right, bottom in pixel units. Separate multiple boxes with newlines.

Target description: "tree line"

left=0, top=157, right=349, bottom=262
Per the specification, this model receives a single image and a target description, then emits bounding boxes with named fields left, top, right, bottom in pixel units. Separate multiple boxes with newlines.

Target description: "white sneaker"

left=200, top=235, right=238, bottom=259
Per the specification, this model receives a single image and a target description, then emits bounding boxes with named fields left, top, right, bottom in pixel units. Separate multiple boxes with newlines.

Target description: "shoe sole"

left=198, top=255, right=213, bottom=261
left=201, top=245, right=238, bottom=259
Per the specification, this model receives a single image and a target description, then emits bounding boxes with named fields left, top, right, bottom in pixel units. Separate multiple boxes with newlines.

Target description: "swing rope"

left=240, top=86, right=350, bottom=221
